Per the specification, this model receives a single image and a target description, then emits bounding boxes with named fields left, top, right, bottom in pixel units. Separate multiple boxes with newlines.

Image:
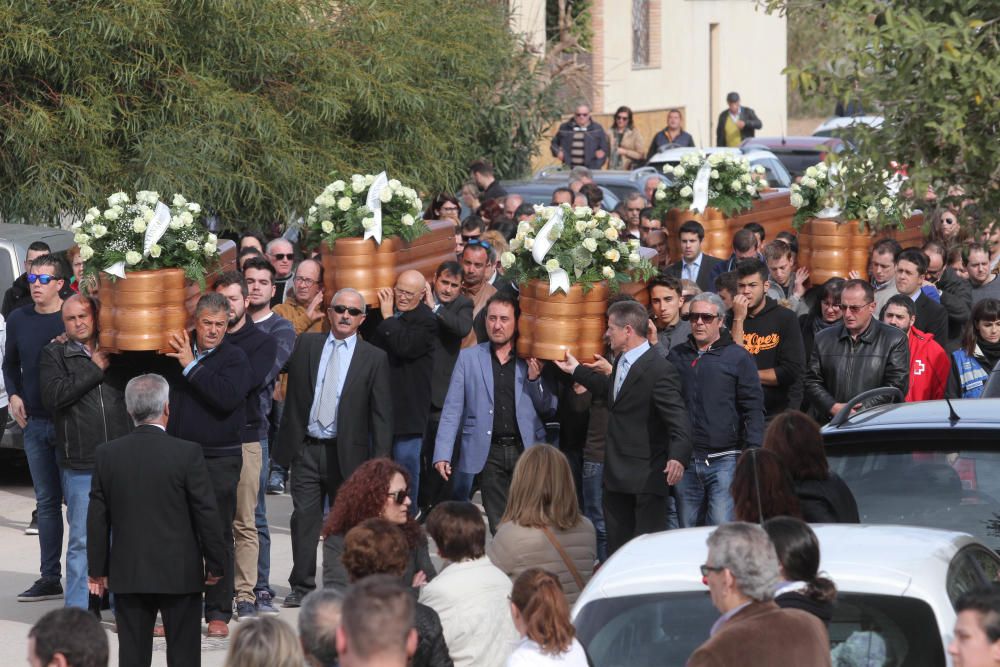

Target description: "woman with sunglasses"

left=320, top=457, right=436, bottom=593
left=606, top=106, right=646, bottom=170
left=948, top=298, right=1000, bottom=398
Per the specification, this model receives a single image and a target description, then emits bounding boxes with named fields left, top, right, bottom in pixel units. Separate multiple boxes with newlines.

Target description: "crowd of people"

left=7, top=98, right=1000, bottom=666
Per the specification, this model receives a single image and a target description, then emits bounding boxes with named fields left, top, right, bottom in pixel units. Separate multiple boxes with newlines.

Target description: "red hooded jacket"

left=906, top=326, right=950, bottom=402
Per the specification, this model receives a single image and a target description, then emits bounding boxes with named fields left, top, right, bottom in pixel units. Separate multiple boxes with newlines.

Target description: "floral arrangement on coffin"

left=790, top=157, right=912, bottom=229
left=502, top=204, right=657, bottom=295
left=73, top=191, right=218, bottom=285
left=652, top=151, right=768, bottom=218
left=307, top=172, right=426, bottom=247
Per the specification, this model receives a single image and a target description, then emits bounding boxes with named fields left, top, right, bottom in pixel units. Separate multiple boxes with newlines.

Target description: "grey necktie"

left=614, top=358, right=631, bottom=401
left=316, top=341, right=342, bottom=429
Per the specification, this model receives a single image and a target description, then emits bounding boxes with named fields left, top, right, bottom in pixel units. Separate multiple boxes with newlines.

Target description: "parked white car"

left=813, top=115, right=885, bottom=137
left=572, top=524, right=1000, bottom=667
left=645, top=147, right=792, bottom=190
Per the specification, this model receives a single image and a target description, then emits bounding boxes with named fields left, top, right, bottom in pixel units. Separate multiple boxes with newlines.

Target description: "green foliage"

left=0, top=0, right=561, bottom=230
left=788, top=159, right=911, bottom=230
left=305, top=173, right=426, bottom=249
left=761, top=0, right=1000, bottom=227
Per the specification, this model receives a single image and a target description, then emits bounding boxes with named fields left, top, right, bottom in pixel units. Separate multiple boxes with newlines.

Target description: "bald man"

left=374, top=271, right=440, bottom=512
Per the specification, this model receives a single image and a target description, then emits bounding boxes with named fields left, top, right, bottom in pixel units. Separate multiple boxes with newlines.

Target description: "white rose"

left=708, top=154, right=722, bottom=166
left=574, top=220, right=588, bottom=234
left=604, top=248, right=620, bottom=263
left=204, top=242, right=217, bottom=255
left=524, top=237, right=535, bottom=250
left=595, top=209, right=609, bottom=220
left=414, top=198, right=422, bottom=211
left=746, top=185, right=757, bottom=195
left=188, top=203, right=201, bottom=214
left=509, top=237, right=522, bottom=251
left=108, top=192, right=129, bottom=207
left=582, top=238, right=598, bottom=252
left=181, top=212, right=194, bottom=227
left=365, top=174, right=375, bottom=186
left=655, top=189, right=666, bottom=201
left=331, top=180, right=346, bottom=192
left=790, top=193, right=804, bottom=208
left=321, top=221, right=334, bottom=234
left=401, top=214, right=415, bottom=226
left=142, top=207, right=155, bottom=223
left=544, top=258, right=560, bottom=272
left=104, top=208, right=119, bottom=221
left=866, top=206, right=879, bottom=219
left=83, top=213, right=95, bottom=224
left=805, top=166, right=818, bottom=178
left=802, top=177, right=816, bottom=188
left=742, top=174, right=752, bottom=183
left=500, top=252, right=516, bottom=269
left=92, top=225, right=108, bottom=238
left=87, top=207, right=101, bottom=219
left=137, top=190, right=158, bottom=204
left=149, top=244, right=162, bottom=258
left=169, top=217, right=183, bottom=230
left=362, top=217, right=376, bottom=230
left=388, top=178, right=401, bottom=190
left=207, top=233, right=217, bottom=243
left=379, top=188, right=392, bottom=203
left=172, top=194, right=187, bottom=207
left=351, top=180, right=365, bottom=194
left=133, top=219, right=147, bottom=234
left=730, top=179, right=741, bottom=191
left=79, top=245, right=94, bottom=261
left=74, top=233, right=90, bottom=245
left=602, top=266, right=615, bottom=279
left=185, top=240, right=199, bottom=252
left=574, top=207, right=590, bottom=217
left=604, top=227, right=619, bottom=241
left=629, top=238, right=640, bottom=248
left=628, top=252, right=641, bottom=264
left=680, top=186, right=693, bottom=198
left=125, top=251, right=142, bottom=266
left=880, top=197, right=892, bottom=207
left=337, top=197, right=352, bottom=211
left=672, top=166, right=685, bottom=177
left=710, top=169, right=720, bottom=179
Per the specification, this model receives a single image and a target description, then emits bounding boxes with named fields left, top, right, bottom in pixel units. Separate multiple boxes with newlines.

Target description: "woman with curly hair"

left=321, top=458, right=435, bottom=593
left=343, top=518, right=453, bottom=667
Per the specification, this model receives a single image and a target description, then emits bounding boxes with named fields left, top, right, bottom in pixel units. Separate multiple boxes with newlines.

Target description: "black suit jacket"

left=573, top=347, right=692, bottom=495
left=914, top=292, right=949, bottom=348
left=273, top=334, right=393, bottom=471
left=372, top=303, right=439, bottom=435
left=666, top=254, right=724, bottom=293
left=87, top=425, right=226, bottom=594
left=430, top=294, right=474, bottom=412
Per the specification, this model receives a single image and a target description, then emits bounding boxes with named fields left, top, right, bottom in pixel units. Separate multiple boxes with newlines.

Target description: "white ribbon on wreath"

left=531, top=207, right=571, bottom=295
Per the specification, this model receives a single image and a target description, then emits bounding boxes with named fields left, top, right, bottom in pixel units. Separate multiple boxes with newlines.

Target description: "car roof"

left=531, top=168, right=669, bottom=186
left=573, top=524, right=975, bottom=615
left=822, top=398, right=1000, bottom=441
left=648, top=146, right=740, bottom=163
left=813, top=115, right=884, bottom=134
left=741, top=136, right=845, bottom=150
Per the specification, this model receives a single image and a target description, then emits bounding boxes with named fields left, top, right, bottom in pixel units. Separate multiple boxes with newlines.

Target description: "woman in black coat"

left=764, top=517, right=837, bottom=627
left=763, top=410, right=860, bottom=523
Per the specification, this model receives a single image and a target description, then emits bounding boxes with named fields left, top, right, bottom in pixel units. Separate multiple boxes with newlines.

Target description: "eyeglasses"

left=616, top=114, right=629, bottom=121
left=440, top=205, right=459, bottom=212
left=575, top=112, right=590, bottom=118
left=688, top=312, right=720, bottom=323
left=839, top=302, right=873, bottom=313
left=821, top=300, right=843, bottom=310
left=27, top=273, right=60, bottom=285
left=270, top=253, right=294, bottom=261
left=387, top=489, right=409, bottom=505
left=394, top=287, right=417, bottom=299
left=465, top=239, right=493, bottom=251
left=700, top=564, right=724, bottom=577
left=330, top=304, right=365, bottom=316
left=293, top=276, right=318, bottom=285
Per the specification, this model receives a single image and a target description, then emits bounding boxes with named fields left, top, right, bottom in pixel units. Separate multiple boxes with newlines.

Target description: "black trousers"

left=480, top=440, right=523, bottom=534
left=289, top=440, right=344, bottom=593
left=204, top=454, right=242, bottom=623
left=603, top=489, right=668, bottom=556
left=116, top=592, right=202, bottom=667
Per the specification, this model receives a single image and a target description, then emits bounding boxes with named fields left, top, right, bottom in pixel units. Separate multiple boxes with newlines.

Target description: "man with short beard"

left=214, top=272, right=278, bottom=623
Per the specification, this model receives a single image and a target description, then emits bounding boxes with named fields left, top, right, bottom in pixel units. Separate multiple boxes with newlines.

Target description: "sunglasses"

left=270, top=253, right=294, bottom=261
left=700, top=564, right=724, bottom=577
left=330, top=304, right=364, bottom=316
left=465, top=239, right=493, bottom=251
left=688, top=312, right=719, bottom=323
left=616, top=114, right=629, bottom=120
left=839, top=302, right=872, bottom=313
left=387, top=489, right=409, bottom=505
left=27, top=273, right=60, bottom=285
left=575, top=112, right=590, bottom=118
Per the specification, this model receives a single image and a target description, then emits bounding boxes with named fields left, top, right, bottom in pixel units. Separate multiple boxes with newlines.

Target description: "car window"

left=575, top=591, right=944, bottom=667
left=0, top=246, right=13, bottom=295
left=753, top=157, right=791, bottom=188
left=947, top=545, right=1000, bottom=605
left=828, top=449, right=1000, bottom=552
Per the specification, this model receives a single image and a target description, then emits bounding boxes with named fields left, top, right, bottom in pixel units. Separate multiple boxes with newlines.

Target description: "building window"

left=632, top=0, right=650, bottom=67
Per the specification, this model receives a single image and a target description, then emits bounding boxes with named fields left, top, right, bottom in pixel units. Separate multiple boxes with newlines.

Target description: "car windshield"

left=575, top=591, right=944, bottom=667
left=827, top=447, right=1000, bottom=552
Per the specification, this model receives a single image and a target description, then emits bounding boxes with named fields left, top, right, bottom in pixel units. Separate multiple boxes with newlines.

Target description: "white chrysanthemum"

left=582, top=238, right=598, bottom=252
left=125, top=251, right=142, bottom=265
left=149, top=244, right=162, bottom=258
left=604, top=248, right=620, bottom=263
left=500, top=252, right=515, bottom=269
left=321, top=221, right=334, bottom=234
left=79, top=245, right=94, bottom=261
left=742, top=174, right=752, bottom=183
left=602, top=266, right=615, bottom=279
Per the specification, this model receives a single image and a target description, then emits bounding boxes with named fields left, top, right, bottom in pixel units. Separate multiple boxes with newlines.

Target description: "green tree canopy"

left=763, top=0, right=1000, bottom=224
left=0, top=0, right=560, bottom=230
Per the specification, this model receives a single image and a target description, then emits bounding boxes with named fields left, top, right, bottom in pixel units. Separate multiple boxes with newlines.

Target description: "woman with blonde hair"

left=506, top=568, right=589, bottom=666
left=487, top=445, right=596, bottom=603
left=224, top=616, right=304, bottom=667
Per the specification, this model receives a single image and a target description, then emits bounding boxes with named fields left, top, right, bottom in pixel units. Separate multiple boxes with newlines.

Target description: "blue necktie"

left=614, top=358, right=631, bottom=401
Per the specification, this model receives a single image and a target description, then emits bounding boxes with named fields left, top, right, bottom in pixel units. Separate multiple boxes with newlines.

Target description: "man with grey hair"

left=88, top=373, right=226, bottom=666
left=273, top=286, right=392, bottom=608
left=623, top=192, right=646, bottom=240
left=551, top=104, right=608, bottom=170
left=690, top=522, right=830, bottom=666
left=265, top=237, right=296, bottom=307
left=337, top=575, right=417, bottom=667
left=668, top=292, right=764, bottom=527
left=556, top=299, right=692, bottom=555
left=160, top=291, right=252, bottom=637
left=299, top=589, right=343, bottom=667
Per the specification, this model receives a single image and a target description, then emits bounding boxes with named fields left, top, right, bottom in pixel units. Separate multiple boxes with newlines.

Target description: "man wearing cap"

left=716, top=92, right=762, bottom=148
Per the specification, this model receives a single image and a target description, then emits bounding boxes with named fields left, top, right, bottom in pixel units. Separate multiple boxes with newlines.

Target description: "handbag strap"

left=541, top=525, right=585, bottom=591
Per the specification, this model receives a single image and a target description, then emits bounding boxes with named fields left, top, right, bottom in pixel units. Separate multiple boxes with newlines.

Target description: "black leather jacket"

left=39, top=341, right=133, bottom=470
left=803, top=319, right=909, bottom=422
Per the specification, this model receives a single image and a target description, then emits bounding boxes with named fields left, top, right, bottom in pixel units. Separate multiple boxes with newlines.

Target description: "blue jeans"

left=450, top=471, right=475, bottom=503
left=393, top=435, right=423, bottom=515
left=60, top=468, right=92, bottom=608
left=581, top=461, right=607, bottom=563
left=254, top=438, right=273, bottom=596
left=24, top=418, right=62, bottom=580
left=675, top=454, right=737, bottom=528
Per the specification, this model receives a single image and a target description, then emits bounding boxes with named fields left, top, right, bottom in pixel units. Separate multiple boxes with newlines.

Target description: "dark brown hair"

left=425, top=501, right=485, bottom=561
left=764, top=517, right=837, bottom=604
left=762, top=410, right=830, bottom=481
left=962, top=298, right=1000, bottom=356
left=731, top=448, right=802, bottom=523
left=342, top=518, right=410, bottom=582
left=510, top=569, right=575, bottom=655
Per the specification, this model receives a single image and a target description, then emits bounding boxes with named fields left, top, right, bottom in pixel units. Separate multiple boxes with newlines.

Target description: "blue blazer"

left=434, top=343, right=557, bottom=474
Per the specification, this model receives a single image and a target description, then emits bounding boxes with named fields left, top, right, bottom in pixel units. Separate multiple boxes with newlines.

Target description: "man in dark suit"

left=716, top=91, right=763, bottom=147
left=273, top=287, right=393, bottom=608
left=420, top=261, right=473, bottom=511
left=665, top=220, right=724, bottom=292
left=87, top=373, right=226, bottom=667
left=894, top=248, right=949, bottom=345
left=373, top=269, right=438, bottom=511
left=555, top=299, right=692, bottom=555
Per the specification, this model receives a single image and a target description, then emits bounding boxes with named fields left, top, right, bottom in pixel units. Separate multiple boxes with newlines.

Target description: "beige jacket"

left=487, top=519, right=596, bottom=604
left=607, top=127, right=646, bottom=170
